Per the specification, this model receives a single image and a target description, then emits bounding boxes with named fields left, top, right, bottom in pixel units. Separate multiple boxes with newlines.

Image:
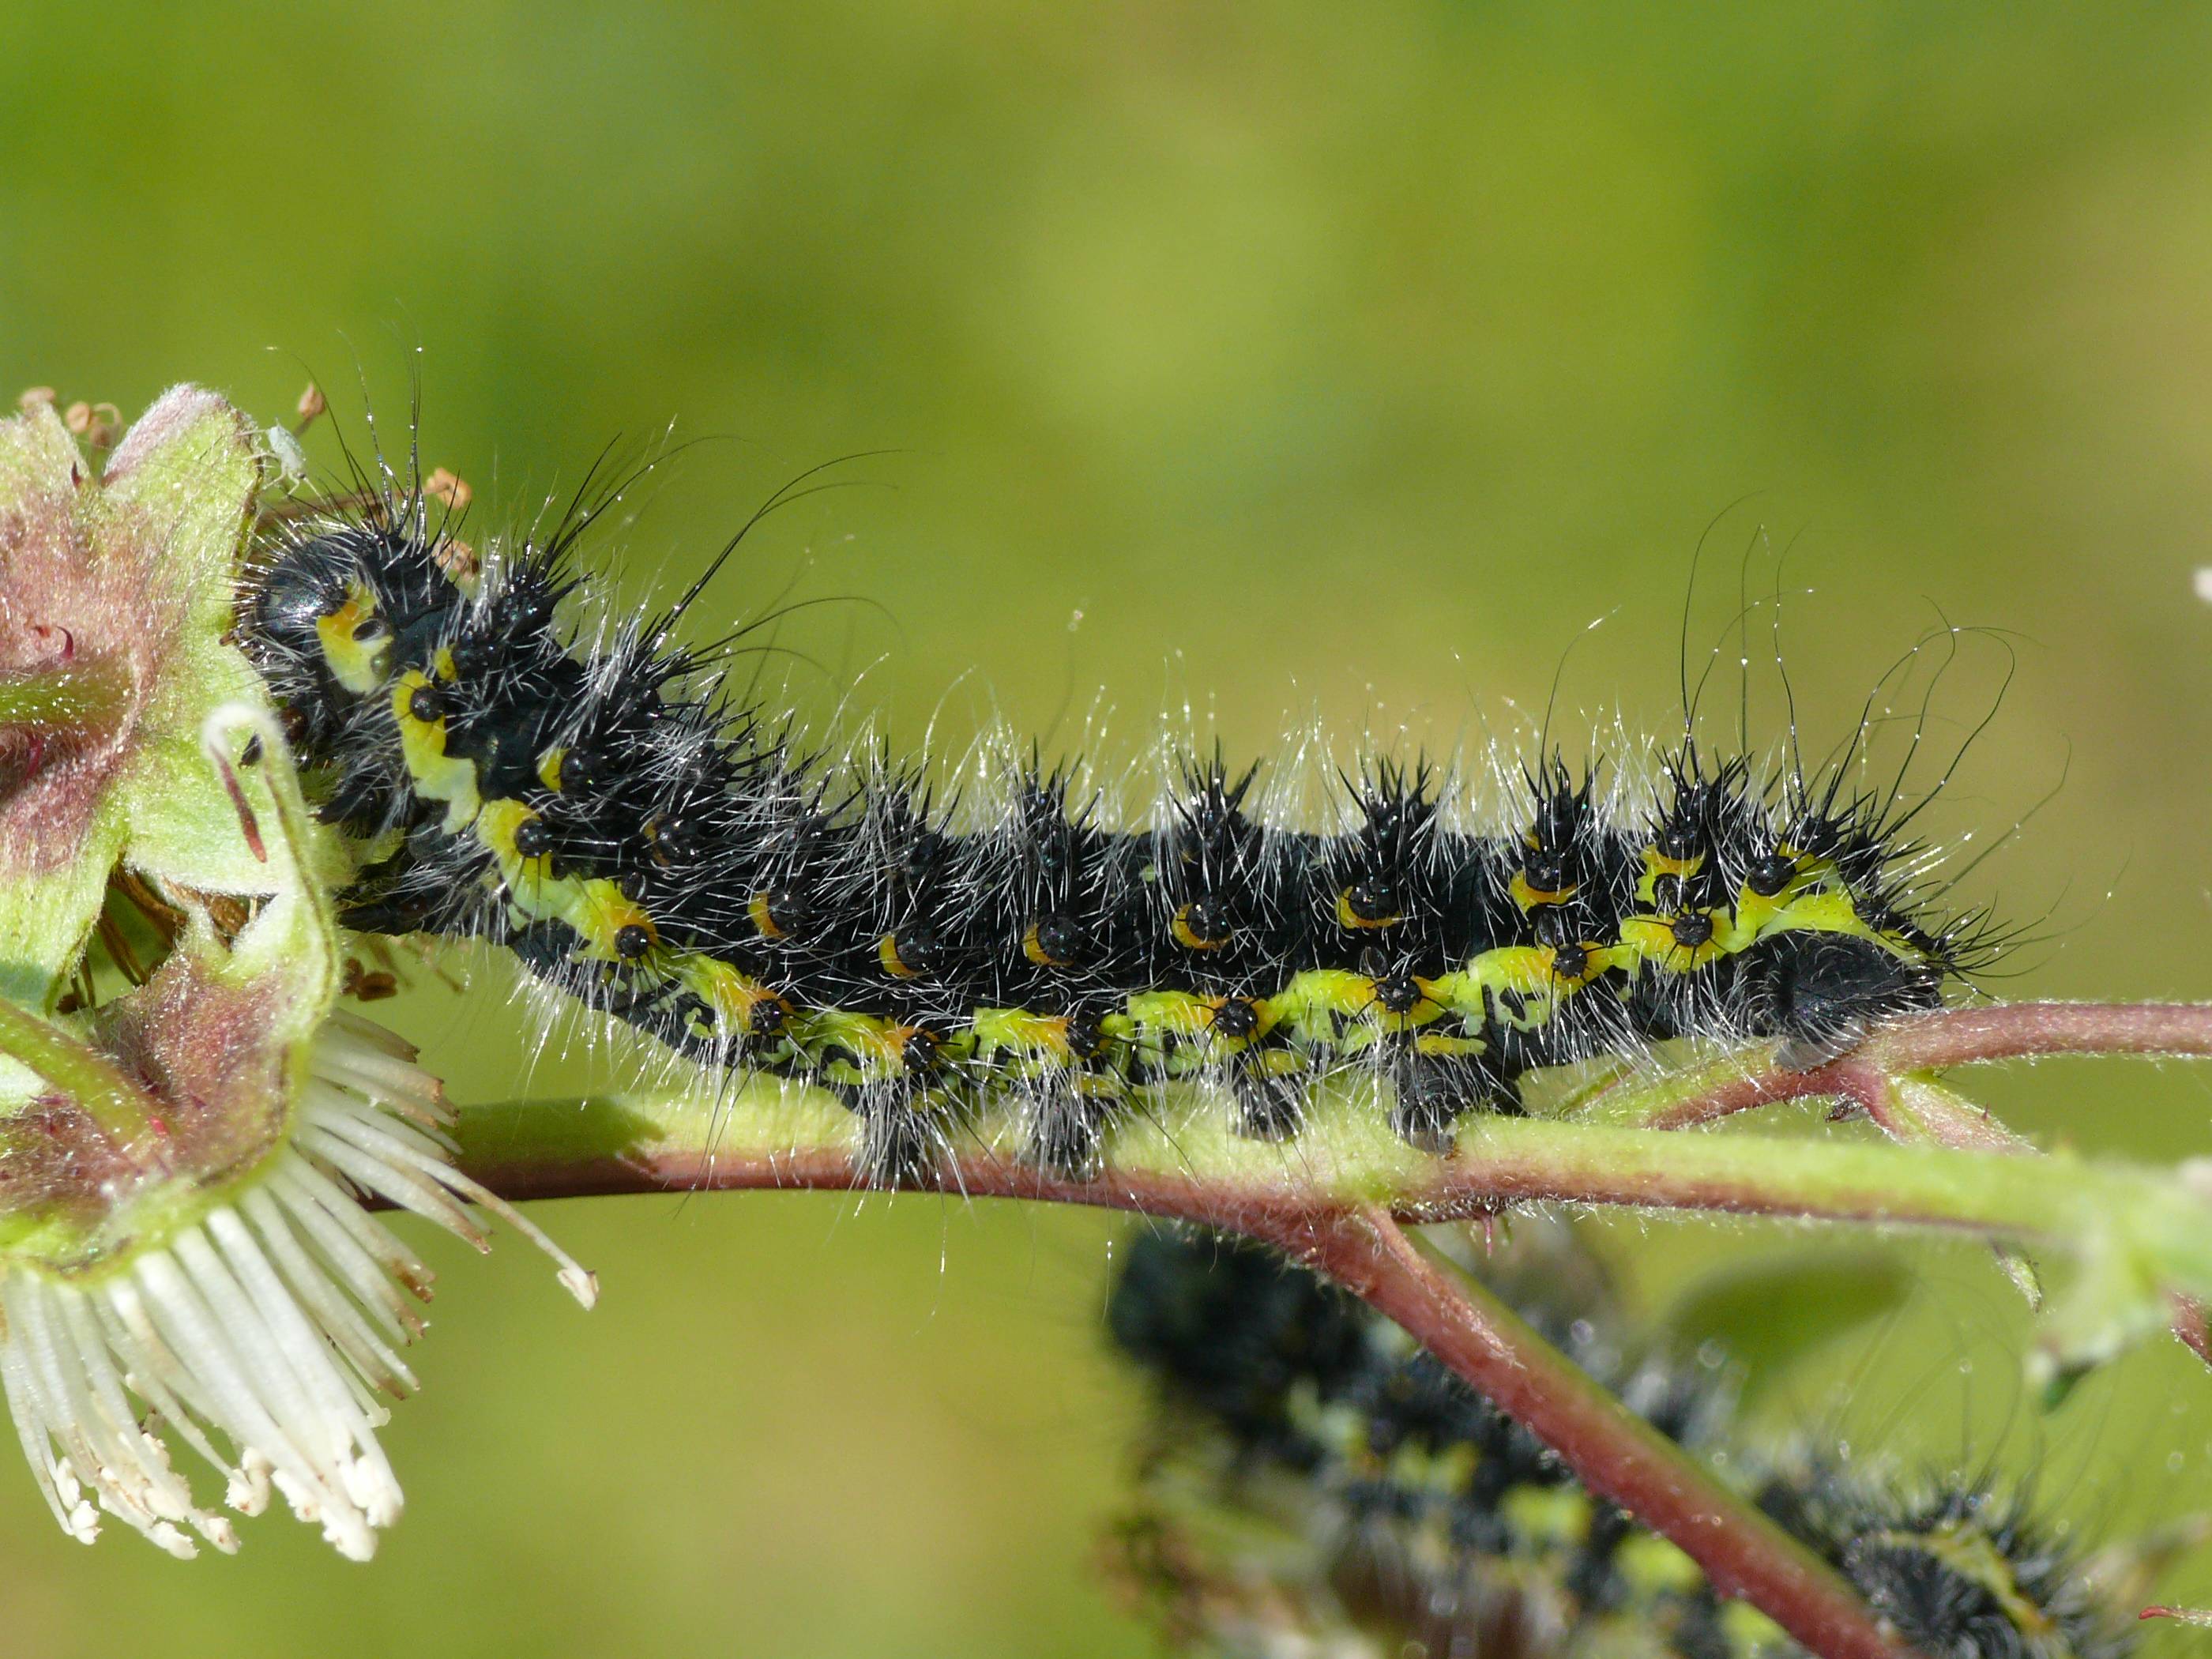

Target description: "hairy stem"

left=1258, top=1206, right=1913, bottom=1659
left=453, top=1084, right=2207, bottom=1254
left=442, top=999, right=2212, bottom=1659
left=1580, top=1001, right=2212, bottom=1132
left=0, top=995, right=166, bottom=1149
left=0, top=653, right=132, bottom=733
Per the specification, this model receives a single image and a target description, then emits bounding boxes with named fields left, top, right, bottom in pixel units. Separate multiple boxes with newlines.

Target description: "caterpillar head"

left=1740, top=928, right=1946, bottom=1070
left=1778, top=1480, right=2127, bottom=1659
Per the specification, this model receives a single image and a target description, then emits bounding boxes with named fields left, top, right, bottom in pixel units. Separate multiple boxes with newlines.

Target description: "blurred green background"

left=8, top=2, right=2212, bottom=1653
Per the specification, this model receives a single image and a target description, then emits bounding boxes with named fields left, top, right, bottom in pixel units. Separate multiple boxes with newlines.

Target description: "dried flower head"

left=0, top=390, right=592, bottom=1559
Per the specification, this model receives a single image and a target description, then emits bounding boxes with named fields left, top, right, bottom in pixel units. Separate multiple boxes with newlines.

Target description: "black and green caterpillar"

left=1106, top=1228, right=2126, bottom=1659
left=243, top=472, right=1983, bottom=1181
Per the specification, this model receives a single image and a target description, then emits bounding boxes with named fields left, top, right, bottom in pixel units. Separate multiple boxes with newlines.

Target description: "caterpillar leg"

left=1021, top=1075, right=1123, bottom=1180
left=840, top=1083, right=959, bottom=1187
left=1388, top=1046, right=1522, bottom=1155
left=1228, top=1061, right=1307, bottom=1142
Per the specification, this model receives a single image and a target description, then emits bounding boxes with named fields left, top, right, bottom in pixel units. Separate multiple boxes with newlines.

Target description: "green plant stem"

left=452, top=1083, right=2209, bottom=1261
left=1262, top=1206, right=1915, bottom=1659
left=0, top=995, right=164, bottom=1149
left=441, top=999, right=2212, bottom=1659
left=0, top=653, right=131, bottom=732
left=1579, top=1002, right=2212, bottom=1132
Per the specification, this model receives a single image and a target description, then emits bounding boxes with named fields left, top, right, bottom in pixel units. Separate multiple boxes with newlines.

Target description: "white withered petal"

left=0, top=703, right=592, bottom=1559
left=0, top=1006, right=592, bottom=1560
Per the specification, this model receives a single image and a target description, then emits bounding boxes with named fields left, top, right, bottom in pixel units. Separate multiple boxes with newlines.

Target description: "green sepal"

left=0, top=705, right=343, bottom=1280
left=0, top=387, right=352, bottom=1025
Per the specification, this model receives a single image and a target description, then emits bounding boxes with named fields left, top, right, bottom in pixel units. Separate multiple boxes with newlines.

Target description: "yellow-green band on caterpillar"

left=1109, top=1228, right=2127, bottom=1659
left=245, top=488, right=1972, bottom=1183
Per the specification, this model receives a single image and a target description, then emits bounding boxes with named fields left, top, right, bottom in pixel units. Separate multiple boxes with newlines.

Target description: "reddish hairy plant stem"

left=2173, top=1299, right=2212, bottom=1367
left=458, top=1005, right=2212, bottom=1240
left=453, top=1134, right=2030, bottom=1232
left=1613, top=1002, right=2212, bottom=1367
left=1859, top=1074, right=2037, bottom=1156
left=1624, top=1062, right=1877, bottom=1131
left=450, top=999, right=2212, bottom=1659
left=1624, top=1001, right=2212, bottom=1132
left=1876, top=1001, right=2212, bottom=1066
left=457, top=1148, right=1917, bottom=1655
left=1256, top=1207, right=1915, bottom=1659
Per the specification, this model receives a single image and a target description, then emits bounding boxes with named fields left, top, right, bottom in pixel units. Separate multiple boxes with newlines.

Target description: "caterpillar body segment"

left=1107, top=1228, right=2128, bottom=1659
left=246, top=503, right=1966, bottom=1181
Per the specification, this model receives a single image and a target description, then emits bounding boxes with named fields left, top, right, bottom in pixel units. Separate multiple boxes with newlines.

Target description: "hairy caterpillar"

left=240, top=442, right=1995, bottom=1183
left=1105, top=1227, right=2127, bottom=1659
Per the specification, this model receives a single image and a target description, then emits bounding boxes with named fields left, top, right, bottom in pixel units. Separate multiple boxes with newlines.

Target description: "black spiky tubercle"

left=242, top=480, right=1984, bottom=1183
left=1105, top=1229, right=2130, bottom=1659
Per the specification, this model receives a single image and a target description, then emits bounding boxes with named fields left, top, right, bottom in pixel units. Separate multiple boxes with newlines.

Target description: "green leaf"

left=1660, top=1247, right=1915, bottom=1399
